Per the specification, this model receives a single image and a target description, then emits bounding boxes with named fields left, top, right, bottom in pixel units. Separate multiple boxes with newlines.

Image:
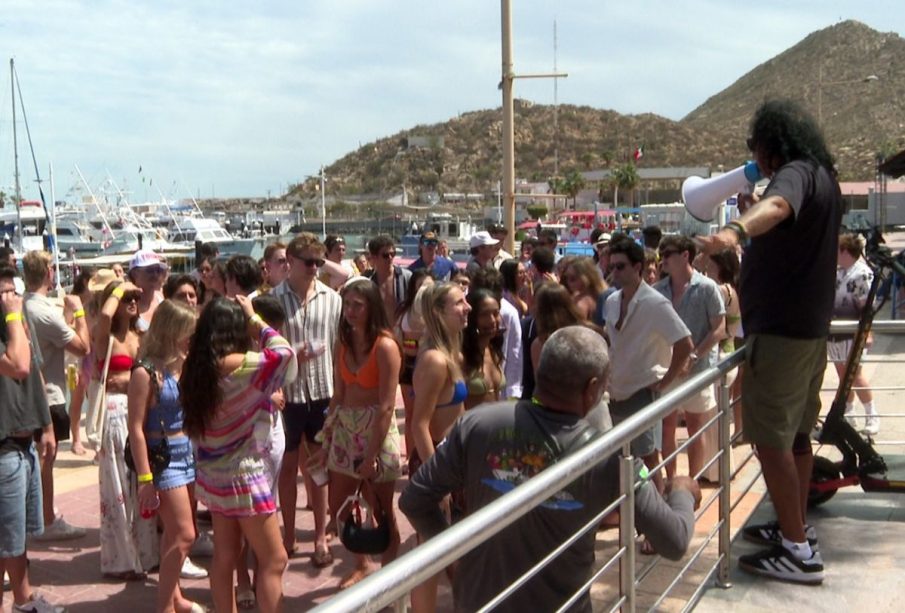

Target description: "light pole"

left=817, top=67, right=879, bottom=125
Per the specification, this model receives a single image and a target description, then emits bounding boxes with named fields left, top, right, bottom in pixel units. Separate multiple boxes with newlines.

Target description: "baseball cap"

left=420, top=231, right=438, bottom=243
left=594, top=233, right=612, bottom=248
left=129, top=249, right=165, bottom=271
left=469, top=231, right=500, bottom=249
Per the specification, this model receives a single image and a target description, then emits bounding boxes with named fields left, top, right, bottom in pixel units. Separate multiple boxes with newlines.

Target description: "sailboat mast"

left=11, top=58, right=23, bottom=252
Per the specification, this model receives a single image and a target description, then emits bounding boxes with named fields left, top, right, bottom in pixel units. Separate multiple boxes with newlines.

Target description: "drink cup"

left=306, top=456, right=329, bottom=487
left=140, top=493, right=160, bottom=519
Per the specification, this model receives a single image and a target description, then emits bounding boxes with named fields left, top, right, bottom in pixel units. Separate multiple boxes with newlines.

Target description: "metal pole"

left=501, top=0, right=516, bottom=255
left=320, top=165, right=326, bottom=240
left=716, top=375, right=733, bottom=588
left=49, top=162, right=62, bottom=294
left=618, top=448, right=636, bottom=613
left=11, top=59, right=23, bottom=253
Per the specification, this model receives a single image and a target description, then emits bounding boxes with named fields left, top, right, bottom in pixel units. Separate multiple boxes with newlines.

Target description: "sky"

left=0, top=0, right=902, bottom=200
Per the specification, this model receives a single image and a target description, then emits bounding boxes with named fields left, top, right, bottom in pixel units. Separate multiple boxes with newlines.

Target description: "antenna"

left=553, top=18, right=559, bottom=177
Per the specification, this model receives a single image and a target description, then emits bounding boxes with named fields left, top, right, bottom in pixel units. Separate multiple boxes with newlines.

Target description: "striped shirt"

left=195, top=325, right=294, bottom=516
left=272, top=278, right=342, bottom=403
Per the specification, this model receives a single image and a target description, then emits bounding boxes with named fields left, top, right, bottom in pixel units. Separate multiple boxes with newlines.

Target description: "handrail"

left=312, top=349, right=745, bottom=613
left=314, top=320, right=905, bottom=612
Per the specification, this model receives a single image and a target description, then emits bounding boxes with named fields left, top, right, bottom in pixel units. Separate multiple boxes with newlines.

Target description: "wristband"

left=723, top=219, right=748, bottom=243
left=137, top=473, right=154, bottom=484
left=111, top=287, right=125, bottom=300
left=4, top=312, right=23, bottom=323
left=249, top=313, right=264, bottom=326
left=73, top=308, right=86, bottom=319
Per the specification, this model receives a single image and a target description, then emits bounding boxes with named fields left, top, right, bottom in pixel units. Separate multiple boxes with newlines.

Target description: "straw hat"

left=87, top=268, right=118, bottom=292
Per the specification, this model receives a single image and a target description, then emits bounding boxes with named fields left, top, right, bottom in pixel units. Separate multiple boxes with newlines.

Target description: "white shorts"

left=663, top=376, right=717, bottom=415
left=827, top=338, right=865, bottom=366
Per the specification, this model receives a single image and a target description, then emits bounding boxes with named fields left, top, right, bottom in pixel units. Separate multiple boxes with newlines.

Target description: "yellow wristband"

left=249, top=313, right=264, bottom=326
left=73, top=308, right=86, bottom=319
left=111, top=287, right=125, bottom=300
left=4, top=312, right=23, bottom=323
left=137, top=473, right=154, bottom=484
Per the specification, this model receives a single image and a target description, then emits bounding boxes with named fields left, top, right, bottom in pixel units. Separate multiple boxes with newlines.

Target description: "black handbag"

left=125, top=360, right=171, bottom=476
left=125, top=425, right=171, bottom=476
left=338, top=482, right=391, bottom=555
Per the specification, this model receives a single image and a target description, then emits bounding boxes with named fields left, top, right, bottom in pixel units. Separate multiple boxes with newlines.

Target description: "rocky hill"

left=291, top=20, right=905, bottom=200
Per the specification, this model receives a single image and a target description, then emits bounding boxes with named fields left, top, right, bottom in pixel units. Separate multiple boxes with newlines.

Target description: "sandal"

left=235, top=588, right=256, bottom=610
left=312, top=547, right=334, bottom=568
left=639, top=539, right=657, bottom=556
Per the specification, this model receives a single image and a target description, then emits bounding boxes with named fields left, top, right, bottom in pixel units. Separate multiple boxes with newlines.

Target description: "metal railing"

left=312, top=320, right=905, bottom=613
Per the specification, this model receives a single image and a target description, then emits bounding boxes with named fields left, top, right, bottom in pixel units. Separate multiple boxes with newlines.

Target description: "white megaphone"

left=682, top=161, right=762, bottom=222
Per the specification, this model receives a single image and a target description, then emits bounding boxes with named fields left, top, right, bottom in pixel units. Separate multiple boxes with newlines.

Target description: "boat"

left=399, top=212, right=479, bottom=258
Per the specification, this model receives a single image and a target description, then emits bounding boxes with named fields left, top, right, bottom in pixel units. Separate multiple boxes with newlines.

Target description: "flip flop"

left=312, top=547, right=334, bottom=568
left=236, top=588, right=256, bottom=610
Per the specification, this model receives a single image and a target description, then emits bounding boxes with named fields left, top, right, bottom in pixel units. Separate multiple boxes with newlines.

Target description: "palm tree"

left=612, top=163, right=640, bottom=206
left=562, top=169, right=586, bottom=210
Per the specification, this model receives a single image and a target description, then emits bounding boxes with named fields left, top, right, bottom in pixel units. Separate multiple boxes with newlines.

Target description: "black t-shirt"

left=739, top=160, right=843, bottom=338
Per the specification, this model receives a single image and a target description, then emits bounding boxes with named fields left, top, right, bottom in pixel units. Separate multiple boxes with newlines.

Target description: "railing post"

left=619, top=445, right=636, bottom=613
left=716, top=375, right=733, bottom=588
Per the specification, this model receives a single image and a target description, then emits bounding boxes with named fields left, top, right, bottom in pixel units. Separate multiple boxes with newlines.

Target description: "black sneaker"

left=742, top=521, right=819, bottom=551
left=738, top=545, right=824, bottom=584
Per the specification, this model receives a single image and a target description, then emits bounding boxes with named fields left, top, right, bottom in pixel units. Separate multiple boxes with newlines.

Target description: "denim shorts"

left=0, top=441, right=44, bottom=558
left=153, top=435, right=195, bottom=491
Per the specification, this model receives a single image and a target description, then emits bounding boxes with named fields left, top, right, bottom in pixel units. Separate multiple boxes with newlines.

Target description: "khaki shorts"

left=742, top=334, right=827, bottom=450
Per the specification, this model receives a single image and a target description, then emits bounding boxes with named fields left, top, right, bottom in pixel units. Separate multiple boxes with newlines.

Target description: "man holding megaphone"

left=697, top=99, right=843, bottom=585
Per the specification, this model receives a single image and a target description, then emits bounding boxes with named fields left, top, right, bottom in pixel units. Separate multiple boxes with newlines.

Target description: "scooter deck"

left=861, top=453, right=905, bottom=493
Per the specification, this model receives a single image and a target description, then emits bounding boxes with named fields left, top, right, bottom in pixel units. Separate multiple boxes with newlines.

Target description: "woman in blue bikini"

left=409, top=281, right=471, bottom=613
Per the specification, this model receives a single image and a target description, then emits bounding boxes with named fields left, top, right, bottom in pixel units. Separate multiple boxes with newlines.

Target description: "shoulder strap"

left=523, top=403, right=598, bottom=461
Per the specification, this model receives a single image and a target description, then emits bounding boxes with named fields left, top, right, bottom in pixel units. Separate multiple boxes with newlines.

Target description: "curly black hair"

left=748, top=99, right=836, bottom=176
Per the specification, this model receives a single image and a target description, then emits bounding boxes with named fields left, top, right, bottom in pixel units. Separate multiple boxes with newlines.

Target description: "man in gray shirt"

left=653, top=235, right=725, bottom=483
left=401, top=326, right=699, bottom=612
left=22, top=251, right=89, bottom=542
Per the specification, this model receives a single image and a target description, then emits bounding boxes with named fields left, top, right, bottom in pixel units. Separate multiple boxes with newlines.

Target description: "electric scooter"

left=809, top=228, right=905, bottom=507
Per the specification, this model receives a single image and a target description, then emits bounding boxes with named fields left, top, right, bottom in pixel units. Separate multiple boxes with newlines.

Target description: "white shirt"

left=500, top=297, right=522, bottom=399
left=605, top=282, right=690, bottom=401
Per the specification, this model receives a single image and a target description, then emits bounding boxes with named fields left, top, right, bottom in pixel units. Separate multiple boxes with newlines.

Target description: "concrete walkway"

left=696, top=318, right=905, bottom=612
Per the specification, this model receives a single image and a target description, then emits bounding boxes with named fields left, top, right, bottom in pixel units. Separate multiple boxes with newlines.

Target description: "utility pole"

left=11, top=59, right=22, bottom=252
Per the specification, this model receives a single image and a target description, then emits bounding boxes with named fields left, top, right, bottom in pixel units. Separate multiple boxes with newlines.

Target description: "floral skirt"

left=325, top=405, right=402, bottom=483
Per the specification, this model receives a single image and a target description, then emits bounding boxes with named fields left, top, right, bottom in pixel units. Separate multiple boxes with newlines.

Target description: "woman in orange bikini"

left=321, top=279, right=403, bottom=589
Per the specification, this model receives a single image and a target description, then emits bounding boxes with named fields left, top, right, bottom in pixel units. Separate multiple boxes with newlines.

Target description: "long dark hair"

left=461, top=288, right=504, bottom=375
left=708, top=248, right=740, bottom=287
left=396, top=269, right=431, bottom=322
left=181, top=297, right=252, bottom=438
left=499, top=258, right=520, bottom=293
left=340, top=280, right=393, bottom=355
left=748, top=99, right=836, bottom=176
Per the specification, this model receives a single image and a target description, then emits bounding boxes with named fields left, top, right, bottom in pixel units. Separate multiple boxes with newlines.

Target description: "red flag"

left=633, top=145, right=644, bottom=162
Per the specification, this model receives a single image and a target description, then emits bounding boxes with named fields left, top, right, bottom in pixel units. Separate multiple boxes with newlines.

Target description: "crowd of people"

left=0, top=99, right=870, bottom=611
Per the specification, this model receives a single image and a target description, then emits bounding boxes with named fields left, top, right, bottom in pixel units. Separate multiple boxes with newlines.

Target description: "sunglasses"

left=300, top=257, right=325, bottom=267
left=380, top=252, right=396, bottom=260
left=121, top=292, right=140, bottom=303
left=609, top=262, right=630, bottom=272
left=421, top=240, right=438, bottom=247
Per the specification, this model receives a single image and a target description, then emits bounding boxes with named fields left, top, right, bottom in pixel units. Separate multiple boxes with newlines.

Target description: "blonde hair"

left=22, top=250, right=53, bottom=290
left=139, top=300, right=197, bottom=365
left=419, top=282, right=463, bottom=380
